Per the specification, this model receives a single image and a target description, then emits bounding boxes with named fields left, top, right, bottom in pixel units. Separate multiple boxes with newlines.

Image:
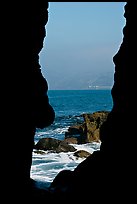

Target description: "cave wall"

left=7, top=1, right=54, bottom=201
left=100, top=1, right=133, bottom=154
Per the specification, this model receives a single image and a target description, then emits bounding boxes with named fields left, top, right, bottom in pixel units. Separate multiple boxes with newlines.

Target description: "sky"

left=39, top=2, right=126, bottom=90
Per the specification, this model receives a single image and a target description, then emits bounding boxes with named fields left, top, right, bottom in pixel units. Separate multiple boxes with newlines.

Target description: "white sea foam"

left=36, top=127, right=69, bottom=136
left=35, top=127, right=69, bottom=143
left=31, top=142, right=101, bottom=185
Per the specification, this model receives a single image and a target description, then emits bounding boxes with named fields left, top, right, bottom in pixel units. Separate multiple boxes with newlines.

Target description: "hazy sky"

left=40, top=2, right=126, bottom=90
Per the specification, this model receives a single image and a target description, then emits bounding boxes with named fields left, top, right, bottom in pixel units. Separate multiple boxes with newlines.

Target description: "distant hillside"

left=88, top=72, right=114, bottom=89
left=47, top=71, right=114, bottom=90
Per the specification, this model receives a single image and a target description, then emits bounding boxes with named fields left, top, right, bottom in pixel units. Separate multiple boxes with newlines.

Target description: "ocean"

left=31, top=89, right=113, bottom=188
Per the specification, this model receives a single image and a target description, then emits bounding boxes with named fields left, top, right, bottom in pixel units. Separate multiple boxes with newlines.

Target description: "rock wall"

left=100, top=2, right=134, bottom=154
left=7, top=1, right=55, bottom=202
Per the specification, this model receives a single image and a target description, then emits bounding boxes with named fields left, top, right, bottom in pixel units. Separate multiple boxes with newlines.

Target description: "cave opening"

left=31, top=2, right=126, bottom=188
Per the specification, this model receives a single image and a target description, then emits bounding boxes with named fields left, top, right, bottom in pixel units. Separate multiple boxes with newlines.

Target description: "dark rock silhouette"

left=7, top=1, right=135, bottom=203
left=6, top=1, right=55, bottom=202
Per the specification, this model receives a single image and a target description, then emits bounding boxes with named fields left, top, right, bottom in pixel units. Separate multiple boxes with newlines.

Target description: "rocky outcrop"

left=73, top=150, right=91, bottom=158
left=34, top=137, right=91, bottom=158
left=65, top=111, right=109, bottom=143
left=34, top=137, right=76, bottom=153
left=34, top=111, right=108, bottom=156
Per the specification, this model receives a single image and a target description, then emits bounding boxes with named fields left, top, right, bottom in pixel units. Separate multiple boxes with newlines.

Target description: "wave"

left=31, top=142, right=101, bottom=186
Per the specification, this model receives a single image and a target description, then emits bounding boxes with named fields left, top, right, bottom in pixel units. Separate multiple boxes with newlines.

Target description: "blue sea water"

left=31, top=89, right=113, bottom=188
